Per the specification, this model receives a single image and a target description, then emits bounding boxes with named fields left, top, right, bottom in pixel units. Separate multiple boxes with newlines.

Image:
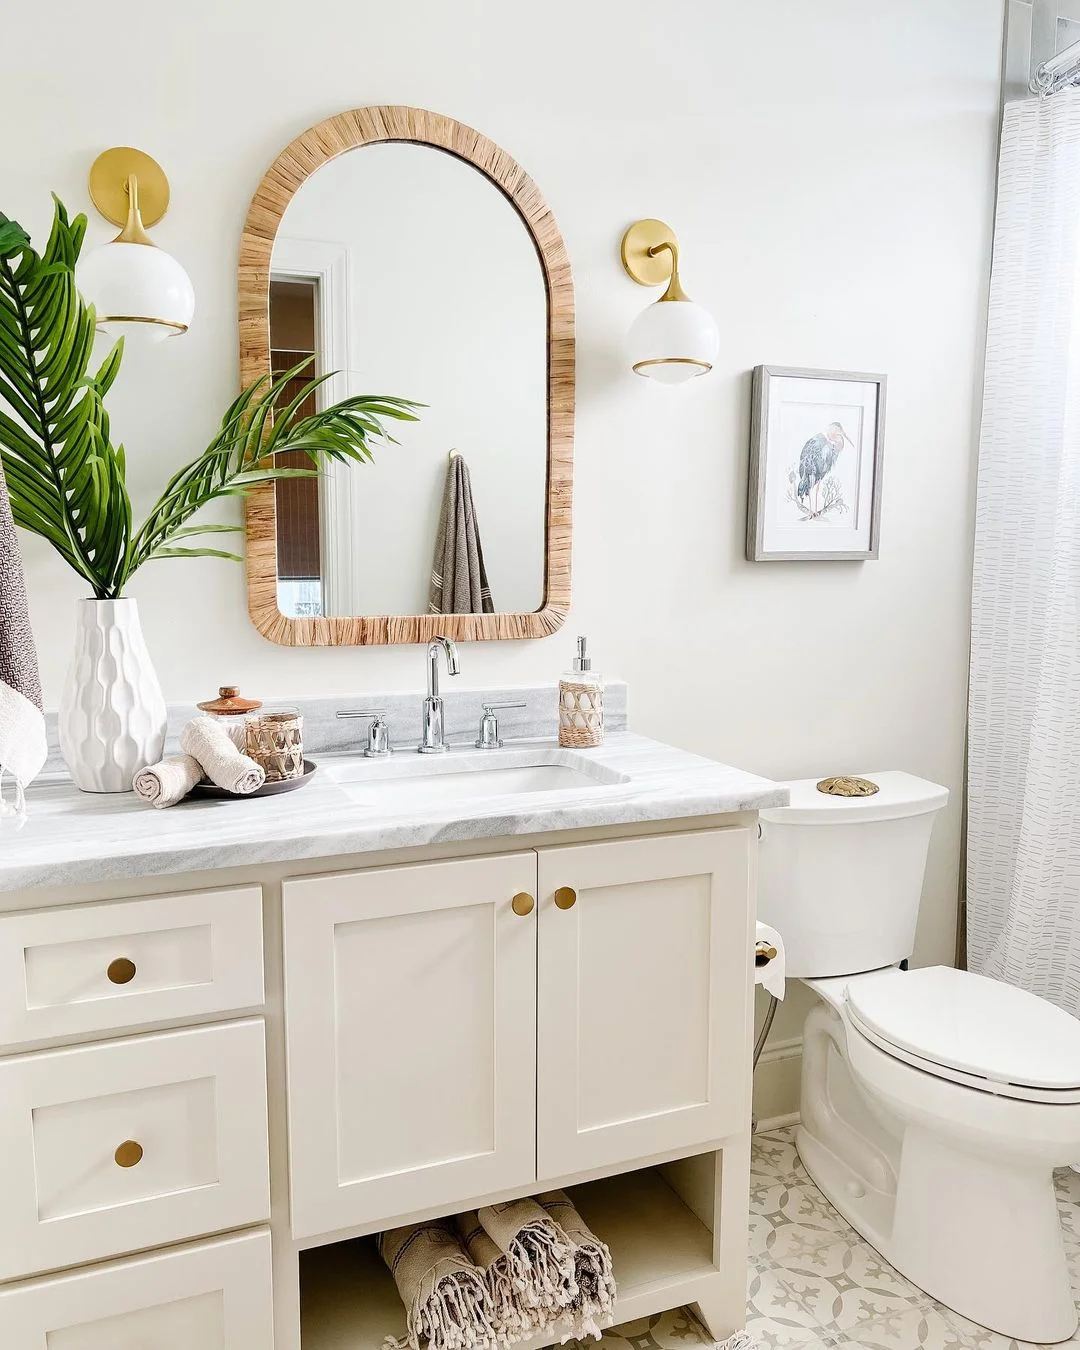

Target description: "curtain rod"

left=1031, top=36, right=1080, bottom=95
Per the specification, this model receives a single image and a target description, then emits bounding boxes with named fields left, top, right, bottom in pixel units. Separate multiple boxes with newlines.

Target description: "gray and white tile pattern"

left=746, top=1126, right=1080, bottom=1350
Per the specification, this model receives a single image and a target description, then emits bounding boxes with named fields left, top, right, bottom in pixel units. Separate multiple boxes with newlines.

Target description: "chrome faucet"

left=419, top=636, right=460, bottom=753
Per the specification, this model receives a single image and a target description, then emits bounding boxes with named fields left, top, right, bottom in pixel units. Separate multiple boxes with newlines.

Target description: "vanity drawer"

left=0, top=885, right=264, bottom=1048
left=0, top=1229, right=274, bottom=1349
left=0, top=1020, right=270, bottom=1280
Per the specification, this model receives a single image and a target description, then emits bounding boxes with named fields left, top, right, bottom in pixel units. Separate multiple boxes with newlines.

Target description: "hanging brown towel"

left=428, top=454, right=494, bottom=615
left=0, top=455, right=46, bottom=821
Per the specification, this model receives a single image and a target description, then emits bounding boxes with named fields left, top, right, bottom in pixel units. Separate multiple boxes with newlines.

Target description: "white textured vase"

left=59, top=598, right=167, bottom=793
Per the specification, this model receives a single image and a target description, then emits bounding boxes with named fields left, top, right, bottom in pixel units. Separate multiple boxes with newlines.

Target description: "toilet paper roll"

left=755, top=922, right=786, bottom=1000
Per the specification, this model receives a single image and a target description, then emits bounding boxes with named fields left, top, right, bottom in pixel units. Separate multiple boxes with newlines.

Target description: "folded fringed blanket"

left=454, top=1210, right=532, bottom=1344
left=538, top=1191, right=617, bottom=1342
left=378, top=1220, right=497, bottom=1350
left=477, top=1197, right=578, bottom=1326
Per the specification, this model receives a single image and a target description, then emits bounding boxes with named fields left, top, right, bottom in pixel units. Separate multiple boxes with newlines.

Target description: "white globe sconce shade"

left=77, top=240, right=194, bottom=342
left=627, top=297, right=719, bottom=384
left=620, top=218, right=718, bottom=383
left=77, top=147, right=194, bottom=342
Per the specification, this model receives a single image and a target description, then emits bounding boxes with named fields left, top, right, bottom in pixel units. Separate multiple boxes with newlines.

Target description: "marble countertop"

left=3, top=733, right=788, bottom=893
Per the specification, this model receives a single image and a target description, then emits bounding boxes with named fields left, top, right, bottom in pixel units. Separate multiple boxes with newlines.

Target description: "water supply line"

left=753, top=993, right=780, bottom=1068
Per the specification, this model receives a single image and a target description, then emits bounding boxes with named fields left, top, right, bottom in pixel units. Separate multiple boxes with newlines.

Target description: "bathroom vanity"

left=0, top=715, right=784, bottom=1349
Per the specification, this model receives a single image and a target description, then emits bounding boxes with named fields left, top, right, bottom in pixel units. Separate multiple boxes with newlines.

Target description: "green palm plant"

left=0, top=198, right=418, bottom=599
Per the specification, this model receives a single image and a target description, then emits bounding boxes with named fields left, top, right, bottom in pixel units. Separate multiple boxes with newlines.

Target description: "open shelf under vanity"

left=300, top=1167, right=719, bottom=1350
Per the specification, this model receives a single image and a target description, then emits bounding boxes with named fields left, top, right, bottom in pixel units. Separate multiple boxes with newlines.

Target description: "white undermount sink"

left=327, top=745, right=630, bottom=811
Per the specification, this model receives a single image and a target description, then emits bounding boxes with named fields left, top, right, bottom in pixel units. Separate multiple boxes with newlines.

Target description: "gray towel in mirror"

left=429, top=454, right=494, bottom=615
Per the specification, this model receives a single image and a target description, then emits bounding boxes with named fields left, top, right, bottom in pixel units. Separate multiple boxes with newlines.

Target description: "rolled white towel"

left=180, top=716, right=266, bottom=795
left=132, top=754, right=204, bottom=808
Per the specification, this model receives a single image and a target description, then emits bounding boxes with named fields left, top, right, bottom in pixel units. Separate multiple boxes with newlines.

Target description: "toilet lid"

left=845, top=966, right=1080, bottom=1094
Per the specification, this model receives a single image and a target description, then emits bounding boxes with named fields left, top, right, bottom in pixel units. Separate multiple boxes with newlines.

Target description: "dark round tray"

left=189, top=759, right=318, bottom=799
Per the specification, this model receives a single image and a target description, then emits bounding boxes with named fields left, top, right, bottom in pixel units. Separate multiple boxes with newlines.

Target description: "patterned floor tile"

left=570, top=1131, right=1080, bottom=1350
left=746, top=1129, right=1080, bottom=1350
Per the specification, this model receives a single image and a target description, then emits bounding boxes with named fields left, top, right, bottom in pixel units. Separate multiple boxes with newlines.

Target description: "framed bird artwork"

left=746, top=365, right=886, bottom=561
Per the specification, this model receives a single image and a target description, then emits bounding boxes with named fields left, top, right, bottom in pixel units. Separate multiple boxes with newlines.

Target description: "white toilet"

left=758, top=772, right=1080, bottom=1344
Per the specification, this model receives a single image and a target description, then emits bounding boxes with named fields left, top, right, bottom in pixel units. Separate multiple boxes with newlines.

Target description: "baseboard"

left=755, top=1110, right=800, bottom=1133
left=751, top=1035, right=802, bottom=1125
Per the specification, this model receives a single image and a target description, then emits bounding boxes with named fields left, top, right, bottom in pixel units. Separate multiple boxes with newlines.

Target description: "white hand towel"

left=180, top=716, right=265, bottom=795
left=132, top=754, right=204, bottom=808
left=755, top=922, right=786, bottom=1000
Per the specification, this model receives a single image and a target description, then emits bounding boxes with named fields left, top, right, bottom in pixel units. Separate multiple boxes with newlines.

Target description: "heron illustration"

left=796, top=421, right=854, bottom=518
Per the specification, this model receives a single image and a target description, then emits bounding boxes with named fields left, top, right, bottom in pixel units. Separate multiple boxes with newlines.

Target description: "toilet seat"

left=845, top=966, right=1080, bottom=1104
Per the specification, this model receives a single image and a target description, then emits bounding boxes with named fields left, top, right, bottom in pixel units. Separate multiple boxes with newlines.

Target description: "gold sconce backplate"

left=88, top=147, right=170, bottom=229
left=621, top=218, right=679, bottom=287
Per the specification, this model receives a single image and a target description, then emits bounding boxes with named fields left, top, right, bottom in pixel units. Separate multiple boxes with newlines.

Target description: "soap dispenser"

left=558, top=636, right=605, bottom=748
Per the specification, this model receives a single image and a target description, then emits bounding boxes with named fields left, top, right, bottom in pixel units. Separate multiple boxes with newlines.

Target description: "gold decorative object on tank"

left=816, top=775, right=880, bottom=797
left=245, top=710, right=305, bottom=782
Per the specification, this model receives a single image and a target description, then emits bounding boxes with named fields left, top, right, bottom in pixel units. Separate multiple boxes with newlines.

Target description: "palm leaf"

left=0, top=199, right=130, bottom=597
left=126, top=356, right=421, bottom=576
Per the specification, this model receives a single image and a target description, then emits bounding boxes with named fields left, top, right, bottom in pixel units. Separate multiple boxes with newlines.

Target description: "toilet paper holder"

left=755, top=941, right=778, bottom=967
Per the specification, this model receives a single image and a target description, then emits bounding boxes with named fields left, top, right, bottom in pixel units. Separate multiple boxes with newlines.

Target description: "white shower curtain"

left=967, top=92, right=1080, bottom=1013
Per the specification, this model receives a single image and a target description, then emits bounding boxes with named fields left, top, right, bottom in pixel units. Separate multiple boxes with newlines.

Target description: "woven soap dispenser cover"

left=558, top=637, right=604, bottom=748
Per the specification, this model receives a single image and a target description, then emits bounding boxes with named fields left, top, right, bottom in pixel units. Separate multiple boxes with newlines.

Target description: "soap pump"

left=558, top=636, right=605, bottom=748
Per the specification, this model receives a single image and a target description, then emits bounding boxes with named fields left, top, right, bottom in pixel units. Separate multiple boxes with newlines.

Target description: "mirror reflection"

left=269, top=142, right=548, bottom=619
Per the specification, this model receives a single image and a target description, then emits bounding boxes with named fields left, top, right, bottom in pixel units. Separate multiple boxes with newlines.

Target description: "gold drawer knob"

left=107, top=957, right=137, bottom=985
left=511, top=892, right=535, bottom=917
left=114, top=1140, right=144, bottom=1168
left=554, top=887, right=577, bottom=911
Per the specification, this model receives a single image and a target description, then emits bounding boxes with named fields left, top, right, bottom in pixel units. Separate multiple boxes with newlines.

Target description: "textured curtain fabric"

left=967, top=92, right=1080, bottom=1011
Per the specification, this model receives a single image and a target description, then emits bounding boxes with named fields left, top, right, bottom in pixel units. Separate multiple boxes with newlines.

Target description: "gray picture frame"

left=746, top=365, right=887, bottom=562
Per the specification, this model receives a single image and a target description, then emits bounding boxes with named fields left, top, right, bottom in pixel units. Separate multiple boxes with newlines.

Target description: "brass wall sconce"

left=76, top=147, right=194, bottom=341
left=621, top=219, right=718, bottom=384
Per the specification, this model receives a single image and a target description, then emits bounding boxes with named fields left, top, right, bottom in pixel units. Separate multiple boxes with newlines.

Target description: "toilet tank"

left=757, top=772, right=949, bottom=978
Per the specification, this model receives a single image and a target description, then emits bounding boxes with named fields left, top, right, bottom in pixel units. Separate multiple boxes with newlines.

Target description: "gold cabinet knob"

left=107, top=957, right=137, bottom=985
left=554, top=887, right=577, bottom=910
left=114, top=1140, right=144, bottom=1168
left=511, top=892, right=535, bottom=917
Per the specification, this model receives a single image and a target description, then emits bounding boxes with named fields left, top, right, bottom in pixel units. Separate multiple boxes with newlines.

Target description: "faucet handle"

left=476, top=701, right=527, bottom=750
left=337, top=709, right=391, bottom=758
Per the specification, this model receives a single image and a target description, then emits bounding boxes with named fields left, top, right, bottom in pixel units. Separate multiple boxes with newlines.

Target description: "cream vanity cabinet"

left=0, top=885, right=273, bottom=1348
left=283, top=828, right=752, bottom=1240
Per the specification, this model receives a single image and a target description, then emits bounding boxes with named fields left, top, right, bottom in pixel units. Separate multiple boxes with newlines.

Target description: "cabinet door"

left=537, top=829, right=752, bottom=1177
left=284, top=852, right=538, bottom=1238
left=0, top=1229, right=273, bottom=1349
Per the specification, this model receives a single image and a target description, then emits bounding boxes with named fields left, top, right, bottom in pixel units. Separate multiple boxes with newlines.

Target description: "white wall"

left=7, top=0, right=1003, bottom=1101
left=276, top=143, right=547, bottom=616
